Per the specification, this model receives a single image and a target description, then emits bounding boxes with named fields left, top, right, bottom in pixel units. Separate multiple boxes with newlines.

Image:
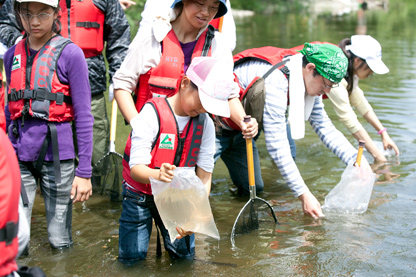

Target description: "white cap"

left=186, top=57, right=233, bottom=118
left=345, top=35, right=389, bottom=74
left=17, top=0, right=58, bottom=8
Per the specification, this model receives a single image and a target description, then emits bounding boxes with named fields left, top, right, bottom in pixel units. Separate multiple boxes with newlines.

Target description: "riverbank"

left=232, top=0, right=388, bottom=17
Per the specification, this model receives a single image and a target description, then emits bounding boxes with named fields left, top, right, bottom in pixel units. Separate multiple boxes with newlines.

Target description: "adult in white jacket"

left=113, top=0, right=257, bottom=161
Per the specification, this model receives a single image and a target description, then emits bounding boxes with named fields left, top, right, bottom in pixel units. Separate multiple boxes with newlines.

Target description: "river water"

left=19, top=1, right=416, bottom=275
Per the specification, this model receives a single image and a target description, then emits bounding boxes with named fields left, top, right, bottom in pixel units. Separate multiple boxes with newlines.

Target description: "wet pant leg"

left=118, top=187, right=153, bottom=264
left=18, top=161, right=38, bottom=242
left=41, top=160, right=74, bottom=248
left=118, top=186, right=195, bottom=265
left=215, top=131, right=264, bottom=195
left=19, top=160, right=74, bottom=249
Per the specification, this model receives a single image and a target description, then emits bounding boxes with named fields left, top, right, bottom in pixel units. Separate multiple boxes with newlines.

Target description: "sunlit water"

left=19, top=2, right=416, bottom=275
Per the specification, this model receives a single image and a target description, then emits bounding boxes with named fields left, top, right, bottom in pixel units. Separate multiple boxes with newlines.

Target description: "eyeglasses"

left=20, top=12, right=54, bottom=22
left=321, top=75, right=339, bottom=89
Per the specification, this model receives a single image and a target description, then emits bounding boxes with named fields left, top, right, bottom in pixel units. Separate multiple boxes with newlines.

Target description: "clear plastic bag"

left=322, top=159, right=376, bottom=214
left=150, top=167, right=220, bottom=243
left=374, top=141, right=397, bottom=157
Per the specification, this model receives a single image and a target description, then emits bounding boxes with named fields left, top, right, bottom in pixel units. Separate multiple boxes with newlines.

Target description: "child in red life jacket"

left=4, top=0, right=93, bottom=251
left=0, top=128, right=21, bottom=277
left=118, top=57, right=234, bottom=265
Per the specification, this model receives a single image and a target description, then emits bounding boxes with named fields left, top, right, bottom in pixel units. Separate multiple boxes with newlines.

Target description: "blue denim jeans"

left=214, top=129, right=264, bottom=195
left=118, top=186, right=195, bottom=265
left=19, top=159, right=74, bottom=249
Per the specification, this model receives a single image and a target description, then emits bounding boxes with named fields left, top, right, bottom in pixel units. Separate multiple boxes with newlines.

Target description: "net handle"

left=244, top=116, right=256, bottom=199
left=109, top=99, right=118, bottom=153
left=355, top=140, right=365, bottom=167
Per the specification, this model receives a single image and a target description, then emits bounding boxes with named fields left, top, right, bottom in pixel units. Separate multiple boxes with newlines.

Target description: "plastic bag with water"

left=322, top=158, right=376, bottom=214
left=150, top=167, right=220, bottom=243
left=374, top=141, right=397, bottom=157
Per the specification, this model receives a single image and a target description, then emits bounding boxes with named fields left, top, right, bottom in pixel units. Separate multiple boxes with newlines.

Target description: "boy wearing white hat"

left=118, top=57, right=234, bottom=264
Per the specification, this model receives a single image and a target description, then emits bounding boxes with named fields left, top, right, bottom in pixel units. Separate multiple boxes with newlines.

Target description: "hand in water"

left=298, top=191, right=325, bottom=219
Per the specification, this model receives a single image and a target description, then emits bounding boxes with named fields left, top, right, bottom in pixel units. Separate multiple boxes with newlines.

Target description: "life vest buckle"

left=4, top=221, right=18, bottom=246
left=23, top=89, right=34, bottom=100
left=55, top=92, right=64, bottom=105
left=34, top=88, right=47, bottom=101
left=77, top=21, right=100, bottom=29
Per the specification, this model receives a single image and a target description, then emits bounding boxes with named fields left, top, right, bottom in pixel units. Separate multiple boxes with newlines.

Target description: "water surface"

left=19, top=2, right=416, bottom=275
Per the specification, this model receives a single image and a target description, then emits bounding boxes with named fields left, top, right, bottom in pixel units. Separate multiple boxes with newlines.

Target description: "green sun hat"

left=298, top=42, right=348, bottom=83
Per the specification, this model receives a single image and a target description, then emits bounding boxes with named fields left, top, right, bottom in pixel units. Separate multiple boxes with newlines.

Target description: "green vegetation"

left=230, top=0, right=307, bottom=13
left=122, top=0, right=415, bottom=17
left=123, top=0, right=145, bottom=34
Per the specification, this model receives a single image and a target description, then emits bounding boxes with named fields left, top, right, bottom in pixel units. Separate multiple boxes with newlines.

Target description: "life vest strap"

left=33, top=122, right=61, bottom=184
left=76, top=21, right=100, bottom=29
left=0, top=221, right=18, bottom=246
left=262, top=60, right=289, bottom=79
left=21, top=182, right=29, bottom=207
left=8, top=88, right=72, bottom=105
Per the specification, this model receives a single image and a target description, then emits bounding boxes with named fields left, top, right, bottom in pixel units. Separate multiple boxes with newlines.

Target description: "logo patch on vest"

left=12, top=54, right=21, bottom=71
left=152, top=93, right=167, bottom=99
left=159, top=134, right=175, bottom=150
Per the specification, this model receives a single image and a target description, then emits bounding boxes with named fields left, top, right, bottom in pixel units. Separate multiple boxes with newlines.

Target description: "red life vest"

left=210, top=17, right=223, bottom=31
left=133, top=26, right=215, bottom=112
left=8, top=36, right=74, bottom=122
left=217, top=46, right=297, bottom=130
left=0, top=129, right=21, bottom=277
left=0, top=73, right=5, bottom=132
left=122, top=98, right=205, bottom=195
left=59, top=0, right=105, bottom=58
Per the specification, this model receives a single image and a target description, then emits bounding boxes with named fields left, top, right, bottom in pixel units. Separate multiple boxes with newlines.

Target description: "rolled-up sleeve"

left=112, top=31, right=161, bottom=93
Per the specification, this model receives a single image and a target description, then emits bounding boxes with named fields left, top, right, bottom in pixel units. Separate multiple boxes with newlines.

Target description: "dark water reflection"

left=20, top=1, right=416, bottom=275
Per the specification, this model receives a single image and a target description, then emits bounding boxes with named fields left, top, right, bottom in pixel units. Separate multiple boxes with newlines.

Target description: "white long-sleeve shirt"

left=326, top=77, right=373, bottom=134
left=234, top=60, right=358, bottom=197
left=129, top=103, right=216, bottom=173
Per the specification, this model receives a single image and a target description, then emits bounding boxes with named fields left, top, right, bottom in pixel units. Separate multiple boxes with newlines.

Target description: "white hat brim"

left=366, top=59, right=389, bottom=75
left=198, top=88, right=230, bottom=118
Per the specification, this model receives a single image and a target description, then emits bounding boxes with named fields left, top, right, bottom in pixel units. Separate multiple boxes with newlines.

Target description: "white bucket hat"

left=186, top=57, right=234, bottom=118
left=345, top=35, right=389, bottom=74
left=16, top=0, right=59, bottom=8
